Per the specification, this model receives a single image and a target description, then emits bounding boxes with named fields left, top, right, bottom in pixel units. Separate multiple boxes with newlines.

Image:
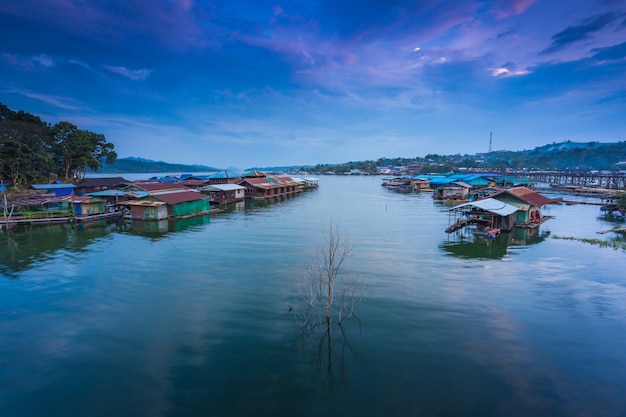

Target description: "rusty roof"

left=151, top=190, right=207, bottom=205
left=240, top=177, right=281, bottom=189
left=498, top=187, right=553, bottom=207
left=132, top=182, right=191, bottom=192
left=181, top=179, right=209, bottom=187
left=268, top=176, right=299, bottom=186
left=74, top=177, right=130, bottom=188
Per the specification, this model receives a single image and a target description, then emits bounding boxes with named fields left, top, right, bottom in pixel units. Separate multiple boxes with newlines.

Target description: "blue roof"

left=31, top=183, right=76, bottom=190
left=211, top=170, right=240, bottom=179
left=87, top=190, right=127, bottom=197
left=429, top=177, right=455, bottom=185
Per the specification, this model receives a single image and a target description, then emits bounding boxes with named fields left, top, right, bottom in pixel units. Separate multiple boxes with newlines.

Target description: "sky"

left=1, top=0, right=625, bottom=169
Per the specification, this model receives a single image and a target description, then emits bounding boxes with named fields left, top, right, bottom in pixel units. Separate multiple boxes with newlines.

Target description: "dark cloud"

left=540, top=12, right=620, bottom=54
left=590, top=41, right=626, bottom=61
left=496, top=30, right=514, bottom=38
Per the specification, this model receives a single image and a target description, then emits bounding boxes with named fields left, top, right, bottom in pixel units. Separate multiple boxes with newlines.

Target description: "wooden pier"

left=517, top=172, right=626, bottom=189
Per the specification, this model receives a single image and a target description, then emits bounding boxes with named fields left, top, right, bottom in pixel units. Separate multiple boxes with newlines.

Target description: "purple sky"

left=1, top=0, right=625, bottom=168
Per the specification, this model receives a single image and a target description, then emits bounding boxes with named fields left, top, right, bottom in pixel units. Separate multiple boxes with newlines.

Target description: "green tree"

left=0, top=104, right=54, bottom=187
left=52, top=122, right=117, bottom=181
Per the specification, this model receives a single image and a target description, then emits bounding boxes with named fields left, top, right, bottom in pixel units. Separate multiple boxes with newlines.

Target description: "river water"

left=1, top=175, right=626, bottom=417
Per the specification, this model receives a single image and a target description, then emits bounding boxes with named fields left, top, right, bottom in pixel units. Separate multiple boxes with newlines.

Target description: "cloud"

left=104, top=66, right=153, bottom=80
left=541, top=12, right=621, bottom=54
left=491, top=0, right=537, bottom=19
left=1, top=53, right=56, bottom=70
left=590, top=41, right=626, bottom=63
left=1, top=88, right=83, bottom=111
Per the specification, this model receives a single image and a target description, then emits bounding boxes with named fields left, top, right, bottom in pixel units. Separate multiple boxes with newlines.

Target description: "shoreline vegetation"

left=552, top=234, right=626, bottom=251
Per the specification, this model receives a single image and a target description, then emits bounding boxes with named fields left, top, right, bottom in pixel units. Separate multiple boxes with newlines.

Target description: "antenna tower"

left=489, top=132, right=493, bottom=153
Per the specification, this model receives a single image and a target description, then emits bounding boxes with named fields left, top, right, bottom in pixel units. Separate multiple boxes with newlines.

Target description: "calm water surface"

left=2, top=176, right=626, bottom=417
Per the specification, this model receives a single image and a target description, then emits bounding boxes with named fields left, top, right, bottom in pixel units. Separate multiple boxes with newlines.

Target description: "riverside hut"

left=199, top=183, right=246, bottom=204
left=122, top=182, right=211, bottom=220
left=491, top=187, right=553, bottom=226
left=238, top=175, right=301, bottom=200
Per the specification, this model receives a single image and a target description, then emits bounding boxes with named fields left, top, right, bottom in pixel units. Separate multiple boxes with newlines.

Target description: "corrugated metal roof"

left=449, top=198, right=518, bottom=216
left=134, top=182, right=191, bottom=192
left=151, top=190, right=207, bottom=205
left=75, top=177, right=130, bottom=187
left=269, top=176, right=299, bottom=186
left=498, top=187, right=553, bottom=207
left=31, top=183, right=76, bottom=190
left=206, top=184, right=246, bottom=191
left=240, top=177, right=281, bottom=189
left=210, top=170, right=240, bottom=179
left=87, top=190, right=127, bottom=197
left=124, top=200, right=165, bottom=207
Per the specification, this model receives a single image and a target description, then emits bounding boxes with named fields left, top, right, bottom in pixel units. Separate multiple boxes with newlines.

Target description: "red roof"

left=151, top=190, right=207, bottom=205
left=500, top=187, right=553, bottom=207
left=240, top=177, right=281, bottom=190
left=240, top=176, right=299, bottom=190
left=133, top=182, right=191, bottom=192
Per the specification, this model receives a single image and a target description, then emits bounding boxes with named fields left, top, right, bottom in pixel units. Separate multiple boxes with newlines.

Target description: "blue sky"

left=1, top=1, right=625, bottom=168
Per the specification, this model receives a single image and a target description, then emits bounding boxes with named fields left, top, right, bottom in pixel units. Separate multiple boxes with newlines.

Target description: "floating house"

left=291, top=177, right=320, bottom=190
left=434, top=181, right=471, bottom=201
left=199, top=183, right=246, bottom=204
left=447, top=198, right=519, bottom=234
left=446, top=186, right=553, bottom=236
left=122, top=182, right=211, bottom=220
left=31, top=181, right=76, bottom=196
left=74, top=177, right=130, bottom=195
left=209, top=170, right=242, bottom=185
left=491, top=187, right=553, bottom=226
left=238, top=175, right=301, bottom=200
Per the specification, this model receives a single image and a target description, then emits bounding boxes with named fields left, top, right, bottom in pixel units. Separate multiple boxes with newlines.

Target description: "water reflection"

left=0, top=221, right=121, bottom=276
left=122, top=214, right=211, bottom=239
left=441, top=227, right=550, bottom=259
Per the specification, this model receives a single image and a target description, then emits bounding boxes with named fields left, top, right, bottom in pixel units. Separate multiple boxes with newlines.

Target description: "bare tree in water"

left=293, top=223, right=365, bottom=384
left=295, top=223, right=364, bottom=327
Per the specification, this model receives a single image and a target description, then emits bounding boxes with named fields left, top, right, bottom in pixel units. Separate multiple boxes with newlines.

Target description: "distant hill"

left=92, top=157, right=221, bottom=173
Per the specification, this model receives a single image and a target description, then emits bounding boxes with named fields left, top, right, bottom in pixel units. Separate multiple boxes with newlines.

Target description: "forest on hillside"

left=310, top=141, right=626, bottom=174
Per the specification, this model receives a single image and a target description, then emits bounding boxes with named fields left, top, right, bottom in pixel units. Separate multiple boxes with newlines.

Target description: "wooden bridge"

left=516, top=172, right=626, bottom=189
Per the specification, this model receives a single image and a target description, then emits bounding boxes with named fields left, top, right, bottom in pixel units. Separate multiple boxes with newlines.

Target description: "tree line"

left=0, top=103, right=116, bottom=187
left=311, top=142, right=626, bottom=174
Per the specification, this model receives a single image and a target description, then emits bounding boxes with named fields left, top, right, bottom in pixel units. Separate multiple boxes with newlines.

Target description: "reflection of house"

left=491, top=187, right=553, bottom=226
left=238, top=175, right=301, bottom=200
left=199, top=184, right=246, bottom=204
left=74, top=177, right=130, bottom=195
left=122, top=182, right=211, bottom=220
